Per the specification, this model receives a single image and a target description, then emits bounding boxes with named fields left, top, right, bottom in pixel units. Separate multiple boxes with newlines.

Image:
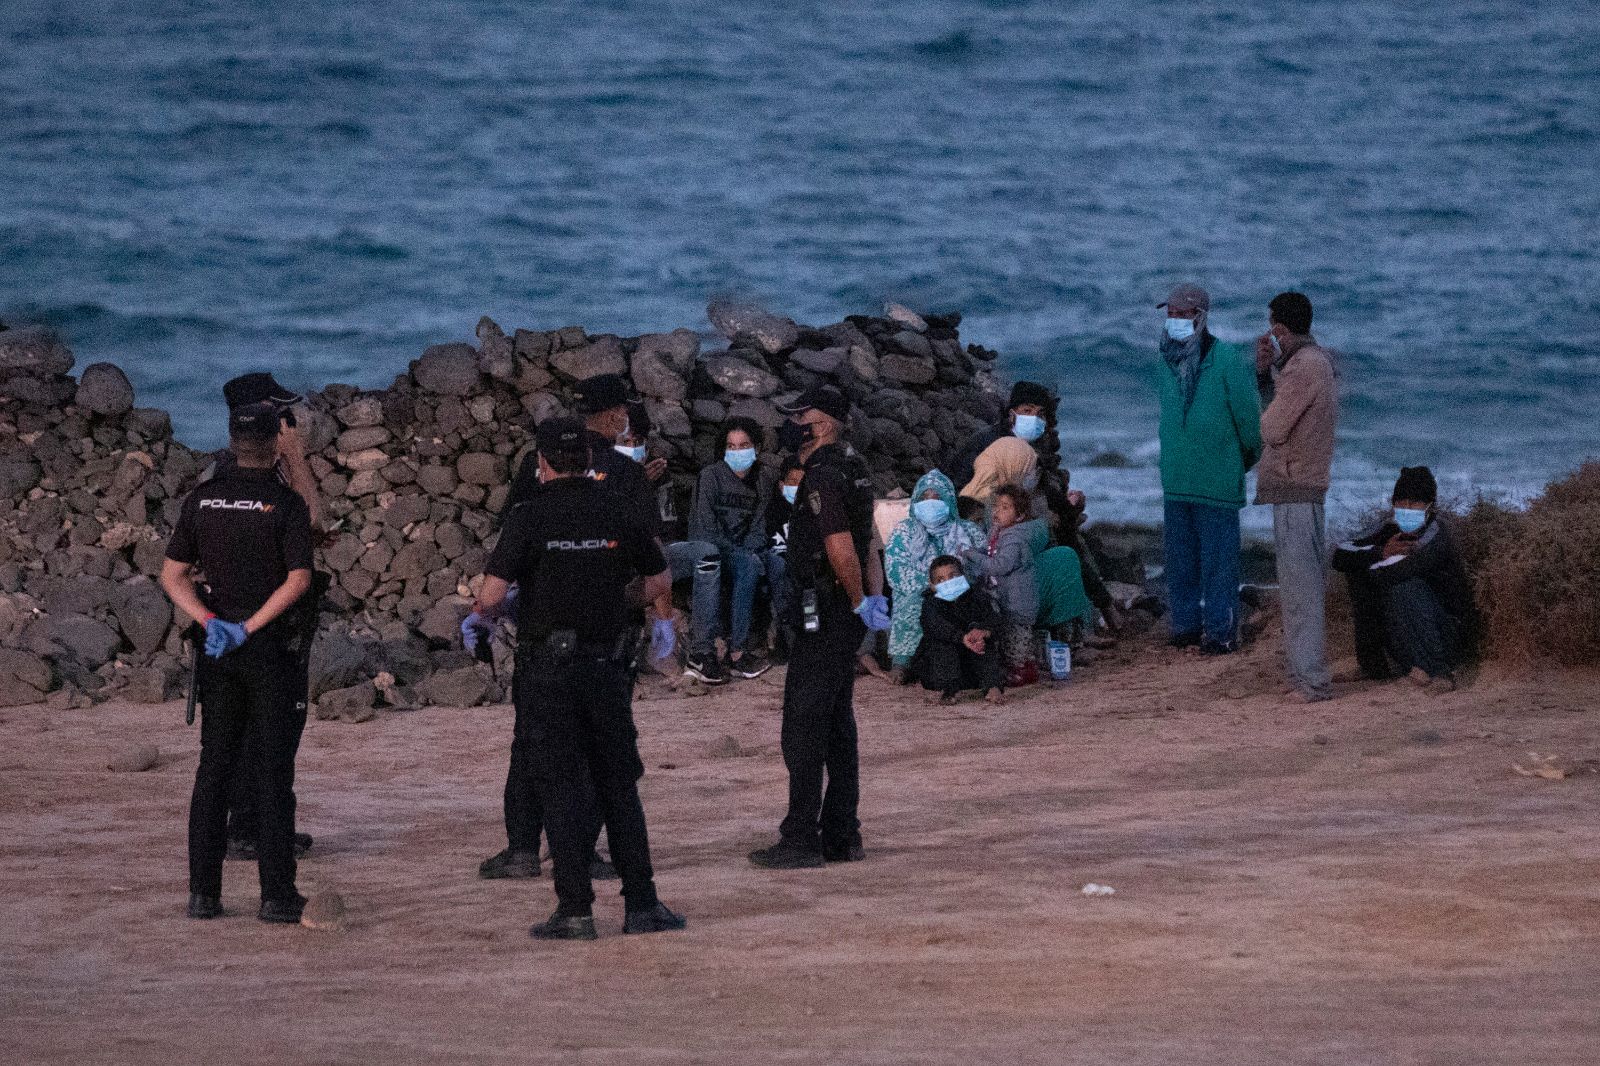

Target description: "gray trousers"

left=1272, top=503, right=1331, bottom=699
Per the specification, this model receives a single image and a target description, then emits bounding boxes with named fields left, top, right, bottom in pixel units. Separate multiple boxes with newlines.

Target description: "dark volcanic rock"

left=0, top=327, right=74, bottom=376
left=706, top=302, right=798, bottom=355
left=413, top=343, right=482, bottom=396
left=76, top=363, right=135, bottom=416
left=48, top=614, right=121, bottom=668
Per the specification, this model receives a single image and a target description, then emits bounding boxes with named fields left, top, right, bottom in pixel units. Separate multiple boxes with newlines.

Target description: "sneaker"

left=530, top=911, right=598, bottom=941
left=822, top=841, right=866, bottom=863
left=683, top=654, right=729, bottom=685
left=186, top=893, right=223, bottom=920
left=1168, top=630, right=1202, bottom=649
left=623, top=901, right=688, bottom=934
left=589, top=852, right=619, bottom=881
left=1199, top=639, right=1238, bottom=656
left=727, top=651, right=771, bottom=679
left=258, top=893, right=307, bottom=924
left=748, top=842, right=826, bottom=869
left=478, top=847, right=541, bottom=879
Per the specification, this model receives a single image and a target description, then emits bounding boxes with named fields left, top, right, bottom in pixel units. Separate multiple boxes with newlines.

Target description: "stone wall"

left=0, top=303, right=1007, bottom=715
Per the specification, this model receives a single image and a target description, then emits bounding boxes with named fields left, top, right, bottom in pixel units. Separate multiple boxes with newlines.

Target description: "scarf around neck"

left=1160, top=317, right=1209, bottom=421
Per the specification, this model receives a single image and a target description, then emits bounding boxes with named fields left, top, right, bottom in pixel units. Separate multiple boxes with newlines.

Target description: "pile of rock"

left=0, top=303, right=1006, bottom=714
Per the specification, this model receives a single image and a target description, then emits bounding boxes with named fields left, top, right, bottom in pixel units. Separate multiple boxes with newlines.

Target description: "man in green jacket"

left=1155, top=283, right=1262, bottom=654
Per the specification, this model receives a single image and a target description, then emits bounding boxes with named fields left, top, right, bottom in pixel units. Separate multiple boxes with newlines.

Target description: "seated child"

left=1331, top=465, right=1475, bottom=691
left=961, top=483, right=1047, bottom=688
left=913, top=555, right=1004, bottom=704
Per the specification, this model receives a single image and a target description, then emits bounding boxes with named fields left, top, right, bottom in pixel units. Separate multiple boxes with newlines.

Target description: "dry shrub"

left=1461, top=462, right=1600, bottom=667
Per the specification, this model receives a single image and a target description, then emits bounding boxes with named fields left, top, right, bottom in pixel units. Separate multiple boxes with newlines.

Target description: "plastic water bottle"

left=1046, top=640, right=1072, bottom=682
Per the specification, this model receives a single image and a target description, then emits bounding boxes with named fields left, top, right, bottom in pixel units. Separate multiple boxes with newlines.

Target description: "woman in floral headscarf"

left=883, top=469, right=985, bottom=680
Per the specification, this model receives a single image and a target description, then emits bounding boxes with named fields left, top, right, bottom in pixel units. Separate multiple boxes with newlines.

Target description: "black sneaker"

left=187, top=893, right=223, bottom=920
left=748, top=842, right=825, bottom=869
left=684, top=654, right=729, bottom=685
left=589, top=852, right=619, bottom=881
left=479, top=847, right=541, bottom=879
left=823, top=841, right=866, bottom=863
left=1167, top=630, right=1202, bottom=650
left=1199, top=638, right=1238, bottom=656
left=258, top=893, right=307, bottom=924
left=530, top=911, right=598, bottom=941
left=727, top=651, right=771, bottom=679
left=623, top=902, right=687, bottom=934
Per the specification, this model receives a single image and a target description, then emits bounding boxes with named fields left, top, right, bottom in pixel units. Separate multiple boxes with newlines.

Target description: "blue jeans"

left=725, top=548, right=764, bottom=653
left=1163, top=499, right=1242, bottom=646
left=665, top=540, right=719, bottom=658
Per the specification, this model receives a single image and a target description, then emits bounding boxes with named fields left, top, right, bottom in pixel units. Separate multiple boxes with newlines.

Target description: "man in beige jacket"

left=1255, top=292, right=1337, bottom=702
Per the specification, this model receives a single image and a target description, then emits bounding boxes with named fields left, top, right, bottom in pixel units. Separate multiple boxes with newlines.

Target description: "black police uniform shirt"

left=785, top=443, right=875, bottom=594
left=487, top=476, right=667, bottom=645
left=165, top=466, right=315, bottom=628
left=503, top=429, right=662, bottom=539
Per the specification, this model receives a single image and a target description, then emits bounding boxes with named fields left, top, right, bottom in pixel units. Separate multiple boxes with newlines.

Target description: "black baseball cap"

left=572, top=373, right=633, bottom=415
left=777, top=384, right=850, bottom=422
left=536, top=416, right=589, bottom=456
left=223, top=372, right=302, bottom=410
left=625, top=399, right=652, bottom=437
left=228, top=401, right=281, bottom=441
left=1008, top=381, right=1051, bottom=410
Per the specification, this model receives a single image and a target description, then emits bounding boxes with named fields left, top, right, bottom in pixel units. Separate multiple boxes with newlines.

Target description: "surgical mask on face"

left=912, top=498, right=950, bottom=527
left=725, top=447, right=757, bottom=473
left=1268, top=332, right=1283, bottom=360
left=1394, top=507, right=1428, bottom=534
left=776, top=420, right=815, bottom=452
left=934, top=574, right=970, bottom=602
left=1012, top=413, right=1045, bottom=442
left=1165, top=316, right=1196, bottom=341
left=614, top=443, right=646, bottom=463
left=781, top=484, right=798, bottom=505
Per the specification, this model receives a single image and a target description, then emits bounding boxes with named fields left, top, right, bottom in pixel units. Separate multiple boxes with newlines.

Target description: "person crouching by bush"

left=961, top=484, right=1046, bottom=688
left=914, top=556, right=1004, bottom=705
left=686, top=417, right=778, bottom=682
left=1332, top=466, right=1475, bottom=692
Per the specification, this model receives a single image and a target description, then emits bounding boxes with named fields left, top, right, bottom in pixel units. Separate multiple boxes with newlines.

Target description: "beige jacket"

left=1255, top=339, right=1337, bottom=505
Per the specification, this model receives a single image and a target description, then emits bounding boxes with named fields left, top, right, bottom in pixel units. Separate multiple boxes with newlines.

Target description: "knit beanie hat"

left=1392, top=466, right=1437, bottom=504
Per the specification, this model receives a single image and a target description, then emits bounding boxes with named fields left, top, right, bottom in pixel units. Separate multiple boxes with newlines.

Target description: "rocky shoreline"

left=1, top=303, right=1038, bottom=715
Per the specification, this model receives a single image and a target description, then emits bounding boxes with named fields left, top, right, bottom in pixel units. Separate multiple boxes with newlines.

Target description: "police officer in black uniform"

left=474, top=374, right=675, bottom=882
left=160, top=402, right=315, bottom=922
left=471, top=417, right=685, bottom=940
left=749, top=386, right=891, bottom=870
left=206, top=373, right=323, bottom=862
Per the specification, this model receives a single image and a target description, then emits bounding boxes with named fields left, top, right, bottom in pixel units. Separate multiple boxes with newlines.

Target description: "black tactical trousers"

left=519, top=645, right=659, bottom=917
left=224, top=655, right=308, bottom=843
left=778, top=604, right=866, bottom=853
left=189, top=638, right=305, bottom=901
left=503, top=661, right=605, bottom=856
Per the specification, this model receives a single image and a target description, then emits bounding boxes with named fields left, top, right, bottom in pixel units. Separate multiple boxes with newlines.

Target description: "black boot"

left=623, top=902, right=687, bottom=934
left=530, top=910, right=597, bottom=941
left=258, top=893, right=307, bottom=924
left=748, top=841, right=825, bottom=869
left=187, top=893, right=223, bottom=920
left=823, top=841, right=866, bottom=863
left=478, top=848, right=540, bottom=879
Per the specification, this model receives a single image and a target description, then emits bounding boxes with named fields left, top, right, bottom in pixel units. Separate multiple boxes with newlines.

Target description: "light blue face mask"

left=933, top=574, right=970, bottom=602
left=782, top=484, right=799, bottom=504
left=1394, top=507, right=1428, bottom=534
left=1012, top=413, right=1045, bottom=442
left=725, top=447, right=756, bottom=473
left=614, top=444, right=646, bottom=464
left=912, top=497, right=950, bottom=527
left=1165, top=316, right=1196, bottom=341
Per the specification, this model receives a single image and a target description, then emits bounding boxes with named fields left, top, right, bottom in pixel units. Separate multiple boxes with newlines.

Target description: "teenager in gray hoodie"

left=686, top=418, right=779, bottom=682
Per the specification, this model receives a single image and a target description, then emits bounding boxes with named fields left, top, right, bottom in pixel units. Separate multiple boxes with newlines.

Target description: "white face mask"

left=615, top=444, right=646, bottom=464
left=1165, top=317, right=1196, bottom=341
left=1012, top=413, right=1045, bottom=442
left=782, top=484, right=798, bottom=504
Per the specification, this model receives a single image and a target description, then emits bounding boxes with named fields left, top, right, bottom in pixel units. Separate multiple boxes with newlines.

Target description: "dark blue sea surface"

left=4, top=0, right=1598, bottom=528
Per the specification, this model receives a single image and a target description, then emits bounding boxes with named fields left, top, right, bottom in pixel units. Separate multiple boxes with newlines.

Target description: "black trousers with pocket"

left=189, top=638, right=305, bottom=902
left=778, top=604, right=866, bottom=853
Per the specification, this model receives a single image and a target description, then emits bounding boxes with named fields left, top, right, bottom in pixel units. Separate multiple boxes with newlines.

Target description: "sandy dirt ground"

left=3, top=625, right=1599, bottom=1065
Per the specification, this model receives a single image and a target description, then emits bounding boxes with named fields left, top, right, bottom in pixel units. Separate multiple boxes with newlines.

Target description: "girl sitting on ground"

left=883, top=469, right=985, bottom=683
left=962, top=483, right=1047, bottom=688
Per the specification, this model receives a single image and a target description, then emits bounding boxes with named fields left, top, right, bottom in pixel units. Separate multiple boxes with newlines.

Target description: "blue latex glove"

left=854, top=594, right=892, bottom=632
left=460, top=611, right=495, bottom=653
left=203, top=618, right=249, bottom=658
left=649, top=617, right=677, bottom=660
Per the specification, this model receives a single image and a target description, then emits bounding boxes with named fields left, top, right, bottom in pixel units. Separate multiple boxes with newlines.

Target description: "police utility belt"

left=517, top=627, right=637, bottom=666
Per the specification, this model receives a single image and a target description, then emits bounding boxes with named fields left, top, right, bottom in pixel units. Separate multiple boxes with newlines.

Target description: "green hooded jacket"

left=1155, top=336, right=1263, bottom=509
